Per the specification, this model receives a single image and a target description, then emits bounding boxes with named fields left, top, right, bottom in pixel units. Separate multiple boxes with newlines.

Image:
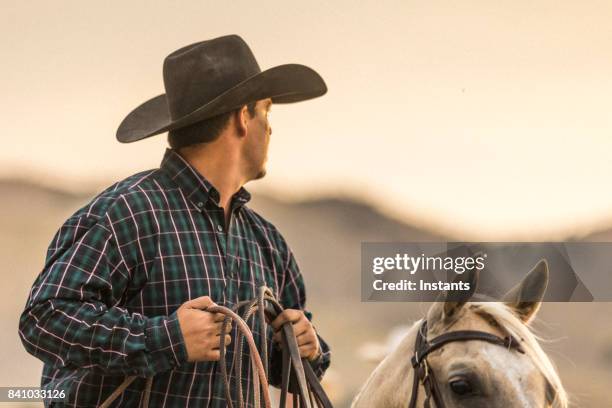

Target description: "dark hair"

left=168, top=101, right=257, bottom=149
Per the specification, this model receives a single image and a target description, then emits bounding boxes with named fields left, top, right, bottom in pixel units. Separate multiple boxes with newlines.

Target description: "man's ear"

left=234, top=105, right=250, bottom=137
left=502, top=259, right=549, bottom=323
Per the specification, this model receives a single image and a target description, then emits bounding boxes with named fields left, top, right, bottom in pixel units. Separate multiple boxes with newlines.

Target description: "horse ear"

left=502, top=259, right=549, bottom=323
left=442, top=267, right=480, bottom=318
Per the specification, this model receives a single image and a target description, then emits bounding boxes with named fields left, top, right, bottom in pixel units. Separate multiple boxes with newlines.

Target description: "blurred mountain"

left=2, top=179, right=612, bottom=407
left=249, top=194, right=446, bottom=305
left=577, top=227, right=612, bottom=241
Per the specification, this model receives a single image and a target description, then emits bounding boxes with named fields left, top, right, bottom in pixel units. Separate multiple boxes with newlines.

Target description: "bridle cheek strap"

left=407, top=320, right=525, bottom=408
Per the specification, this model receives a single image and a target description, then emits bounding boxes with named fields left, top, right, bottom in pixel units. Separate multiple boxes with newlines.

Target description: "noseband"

left=407, top=320, right=525, bottom=408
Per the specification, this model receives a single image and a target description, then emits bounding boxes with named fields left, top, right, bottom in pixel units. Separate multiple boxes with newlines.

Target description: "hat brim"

left=116, top=64, right=327, bottom=143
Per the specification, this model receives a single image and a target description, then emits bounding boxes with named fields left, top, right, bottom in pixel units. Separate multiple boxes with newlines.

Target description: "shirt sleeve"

left=18, top=214, right=188, bottom=377
left=268, top=248, right=331, bottom=387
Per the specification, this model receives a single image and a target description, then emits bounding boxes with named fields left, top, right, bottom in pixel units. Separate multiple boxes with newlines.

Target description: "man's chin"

left=245, top=168, right=266, bottom=183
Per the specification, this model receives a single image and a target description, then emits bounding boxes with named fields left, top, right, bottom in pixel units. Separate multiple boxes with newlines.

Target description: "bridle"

left=407, top=319, right=525, bottom=408
left=99, top=287, right=333, bottom=408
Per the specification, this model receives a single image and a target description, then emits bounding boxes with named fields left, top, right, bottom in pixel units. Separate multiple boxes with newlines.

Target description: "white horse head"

left=352, top=260, right=568, bottom=408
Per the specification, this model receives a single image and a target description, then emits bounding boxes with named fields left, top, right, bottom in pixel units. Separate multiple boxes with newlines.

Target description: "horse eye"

left=449, top=378, right=473, bottom=395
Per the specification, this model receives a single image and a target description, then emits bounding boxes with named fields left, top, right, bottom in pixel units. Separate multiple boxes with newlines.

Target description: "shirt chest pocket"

left=236, top=244, right=283, bottom=299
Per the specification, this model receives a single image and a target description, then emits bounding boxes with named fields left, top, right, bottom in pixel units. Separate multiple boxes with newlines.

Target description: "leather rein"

left=407, top=319, right=525, bottom=408
left=100, top=287, right=333, bottom=408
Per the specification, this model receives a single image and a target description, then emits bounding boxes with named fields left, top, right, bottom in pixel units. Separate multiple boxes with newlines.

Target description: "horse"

left=352, top=260, right=568, bottom=408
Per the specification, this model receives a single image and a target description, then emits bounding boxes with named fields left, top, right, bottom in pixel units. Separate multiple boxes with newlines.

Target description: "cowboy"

left=18, top=34, right=331, bottom=407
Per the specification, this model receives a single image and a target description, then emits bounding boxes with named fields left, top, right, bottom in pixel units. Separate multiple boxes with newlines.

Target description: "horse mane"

left=472, top=302, right=569, bottom=408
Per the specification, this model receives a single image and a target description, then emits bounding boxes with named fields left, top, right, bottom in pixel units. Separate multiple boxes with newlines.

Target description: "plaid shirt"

left=19, top=148, right=330, bottom=407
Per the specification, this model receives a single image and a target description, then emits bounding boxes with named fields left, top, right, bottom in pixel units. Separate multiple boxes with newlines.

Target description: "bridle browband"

left=407, top=319, right=525, bottom=408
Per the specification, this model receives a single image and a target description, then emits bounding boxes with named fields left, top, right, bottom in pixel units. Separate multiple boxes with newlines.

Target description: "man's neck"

left=177, top=145, right=245, bottom=222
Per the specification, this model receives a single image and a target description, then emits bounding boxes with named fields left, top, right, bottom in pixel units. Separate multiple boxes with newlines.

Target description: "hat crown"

left=162, top=35, right=261, bottom=120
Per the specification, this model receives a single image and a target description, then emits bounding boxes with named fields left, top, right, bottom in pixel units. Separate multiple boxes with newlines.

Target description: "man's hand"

left=270, top=309, right=321, bottom=361
left=176, top=296, right=232, bottom=362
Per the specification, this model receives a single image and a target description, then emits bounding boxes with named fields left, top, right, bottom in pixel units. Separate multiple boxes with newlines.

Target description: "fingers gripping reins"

left=99, top=287, right=333, bottom=408
left=218, top=286, right=315, bottom=408
left=208, top=301, right=272, bottom=408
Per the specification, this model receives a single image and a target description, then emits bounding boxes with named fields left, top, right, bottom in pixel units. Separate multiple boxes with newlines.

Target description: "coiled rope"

left=99, top=287, right=332, bottom=408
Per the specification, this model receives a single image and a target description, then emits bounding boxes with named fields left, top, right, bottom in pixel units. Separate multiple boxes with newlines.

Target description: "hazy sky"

left=3, top=1, right=612, bottom=239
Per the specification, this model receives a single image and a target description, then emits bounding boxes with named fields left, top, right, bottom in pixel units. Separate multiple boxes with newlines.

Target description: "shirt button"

left=197, top=202, right=204, bottom=208
left=217, top=224, right=223, bottom=232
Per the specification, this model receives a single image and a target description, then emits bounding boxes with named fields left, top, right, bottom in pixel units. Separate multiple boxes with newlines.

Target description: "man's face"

left=243, top=98, right=272, bottom=181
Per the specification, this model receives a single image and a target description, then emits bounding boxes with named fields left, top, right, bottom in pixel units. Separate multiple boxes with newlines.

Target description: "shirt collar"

left=159, top=148, right=251, bottom=209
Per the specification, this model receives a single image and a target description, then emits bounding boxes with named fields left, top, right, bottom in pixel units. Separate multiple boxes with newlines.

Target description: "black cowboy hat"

left=116, top=34, right=327, bottom=143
